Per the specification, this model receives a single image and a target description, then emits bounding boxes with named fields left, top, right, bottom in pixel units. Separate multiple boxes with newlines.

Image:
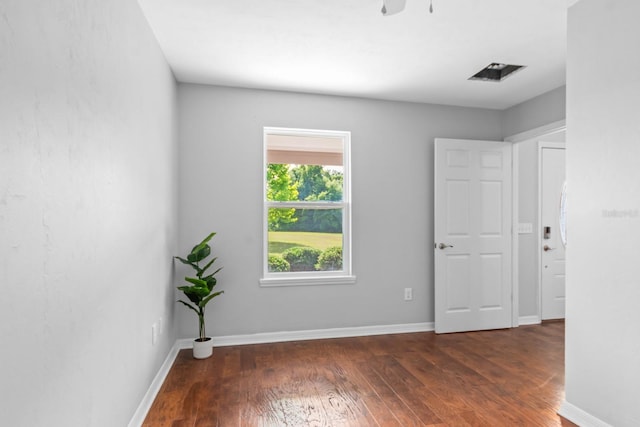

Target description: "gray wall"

left=177, top=84, right=503, bottom=337
left=0, top=1, right=570, bottom=422
left=0, top=1, right=178, bottom=426
left=516, top=131, right=565, bottom=318
left=502, top=85, right=566, bottom=139
left=565, top=0, right=640, bottom=425
left=500, top=87, right=567, bottom=319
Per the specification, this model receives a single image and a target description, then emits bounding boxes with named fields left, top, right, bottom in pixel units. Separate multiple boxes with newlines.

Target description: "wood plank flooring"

left=143, top=321, right=576, bottom=426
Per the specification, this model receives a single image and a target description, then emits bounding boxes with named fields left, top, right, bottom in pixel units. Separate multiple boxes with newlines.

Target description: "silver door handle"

left=438, top=243, right=454, bottom=250
left=543, top=245, right=555, bottom=252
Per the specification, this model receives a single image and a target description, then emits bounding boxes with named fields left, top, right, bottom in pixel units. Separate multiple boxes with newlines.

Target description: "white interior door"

left=540, top=146, right=566, bottom=320
left=434, top=138, right=512, bottom=334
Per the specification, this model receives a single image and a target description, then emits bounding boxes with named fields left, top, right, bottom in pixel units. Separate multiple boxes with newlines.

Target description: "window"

left=260, top=127, right=354, bottom=286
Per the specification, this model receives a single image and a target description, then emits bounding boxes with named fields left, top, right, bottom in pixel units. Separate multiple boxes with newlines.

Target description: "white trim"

left=518, top=315, right=541, bottom=326
left=178, top=322, right=435, bottom=348
left=505, top=122, right=566, bottom=328
left=504, top=120, right=566, bottom=143
left=559, top=401, right=613, bottom=427
left=259, top=274, right=356, bottom=287
left=127, top=341, right=183, bottom=427
left=262, top=127, right=352, bottom=284
left=511, top=143, right=520, bottom=327
left=537, top=141, right=566, bottom=321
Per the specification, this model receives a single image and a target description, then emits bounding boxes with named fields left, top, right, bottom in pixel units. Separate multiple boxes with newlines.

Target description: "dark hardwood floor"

left=144, top=321, right=576, bottom=426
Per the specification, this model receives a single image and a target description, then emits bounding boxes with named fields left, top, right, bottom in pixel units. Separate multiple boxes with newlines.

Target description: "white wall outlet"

left=404, top=287, right=413, bottom=301
left=157, top=317, right=163, bottom=335
left=151, top=323, right=158, bottom=346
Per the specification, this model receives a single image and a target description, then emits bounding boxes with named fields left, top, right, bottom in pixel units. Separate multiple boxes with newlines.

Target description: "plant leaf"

left=178, top=285, right=210, bottom=297
left=200, top=291, right=224, bottom=308
left=199, top=232, right=216, bottom=246
left=203, top=276, right=216, bottom=292
left=185, top=277, right=208, bottom=287
left=199, top=257, right=217, bottom=276
left=177, top=287, right=201, bottom=304
left=187, top=244, right=210, bottom=263
left=174, top=256, right=192, bottom=265
left=174, top=256, right=198, bottom=270
left=177, top=285, right=210, bottom=304
left=177, top=299, right=200, bottom=316
left=187, top=233, right=216, bottom=263
left=205, top=266, right=223, bottom=279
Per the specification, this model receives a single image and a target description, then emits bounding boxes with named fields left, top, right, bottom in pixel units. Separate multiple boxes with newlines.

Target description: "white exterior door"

left=540, top=146, right=566, bottom=320
left=434, top=138, right=512, bottom=334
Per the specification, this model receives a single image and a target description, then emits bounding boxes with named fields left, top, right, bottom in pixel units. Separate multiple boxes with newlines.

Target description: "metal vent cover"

left=469, top=63, right=525, bottom=82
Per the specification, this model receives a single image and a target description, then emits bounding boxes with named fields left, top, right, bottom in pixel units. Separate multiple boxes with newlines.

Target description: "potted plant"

left=175, top=232, right=223, bottom=359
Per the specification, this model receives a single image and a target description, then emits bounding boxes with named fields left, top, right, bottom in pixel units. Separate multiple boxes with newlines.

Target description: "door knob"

left=543, top=245, right=555, bottom=252
left=438, top=243, right=454, bottom=250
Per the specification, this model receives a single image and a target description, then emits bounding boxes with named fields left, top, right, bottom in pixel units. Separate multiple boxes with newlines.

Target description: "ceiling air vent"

left=469, top=63, right=525, bottom=82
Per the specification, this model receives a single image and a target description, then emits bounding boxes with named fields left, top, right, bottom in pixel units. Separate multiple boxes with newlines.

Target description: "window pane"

left=266, top=164, right=343, bottom=202
left=267, top=208, right=343, bottom=272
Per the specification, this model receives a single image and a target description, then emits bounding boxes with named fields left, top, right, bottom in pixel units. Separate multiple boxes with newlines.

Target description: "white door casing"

left=540, top=145, right=566, bottom=320
left=434, top=138, right=513, bottom=334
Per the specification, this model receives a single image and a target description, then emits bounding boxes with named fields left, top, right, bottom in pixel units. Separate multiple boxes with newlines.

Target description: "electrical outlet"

left=158, top=317, right=163, bottom=335
left=151, top=323, right=158, bottom=346
left=404, top=288, right=413, bottom=301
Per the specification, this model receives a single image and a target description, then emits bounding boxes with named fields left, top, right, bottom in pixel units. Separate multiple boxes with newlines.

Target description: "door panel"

left=447, top=180, right=470, bottom=234
left=480, top=253, right=503, bottom=309
left=480, top=181, right=503, bottom=234
left=445, top=254, right=471, bottom=312
left=435, top=138, right=512, bottom=334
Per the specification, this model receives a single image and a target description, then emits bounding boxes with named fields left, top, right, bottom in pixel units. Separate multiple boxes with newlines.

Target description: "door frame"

left=538, top=141, right=566, bottom=321
left=504, top=119, right=566, bottom=326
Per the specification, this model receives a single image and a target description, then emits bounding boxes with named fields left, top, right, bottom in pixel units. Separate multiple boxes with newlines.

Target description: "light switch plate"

left=518, top=223, right=533, bottom=234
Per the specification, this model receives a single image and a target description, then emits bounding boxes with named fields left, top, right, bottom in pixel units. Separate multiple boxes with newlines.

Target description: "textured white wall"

left=176, top=83, right=503, bottom=338
left=0, top=1, right=177, bottom=426
left=565, top=0, right=640, bottom=425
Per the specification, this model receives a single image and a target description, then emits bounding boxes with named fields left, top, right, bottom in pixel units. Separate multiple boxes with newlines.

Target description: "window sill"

left=259, top=275, right=357, bottom=287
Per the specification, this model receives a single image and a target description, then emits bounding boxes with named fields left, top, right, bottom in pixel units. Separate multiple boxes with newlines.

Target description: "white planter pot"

left=192, top=337, right=213, bottom=359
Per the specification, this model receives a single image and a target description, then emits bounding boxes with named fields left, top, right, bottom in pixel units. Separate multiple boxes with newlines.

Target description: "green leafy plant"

left=268, top=254, right=290, bottom=272
left=281, top=246, right=322, bottom=271
left=175, top=232, right=223, bottom=341
left=316, top=246, right=343, bottom=271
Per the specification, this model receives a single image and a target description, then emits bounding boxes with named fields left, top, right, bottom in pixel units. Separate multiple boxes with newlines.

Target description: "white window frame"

left=260, top=127, right=355, bottom=287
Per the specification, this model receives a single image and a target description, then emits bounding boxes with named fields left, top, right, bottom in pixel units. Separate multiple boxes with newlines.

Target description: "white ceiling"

left=137, top=0, right=579, bottom=110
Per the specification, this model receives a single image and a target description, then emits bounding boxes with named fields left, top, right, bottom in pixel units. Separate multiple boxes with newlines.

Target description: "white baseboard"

left=559, top=400, right=613, bottom=427
left=518, top=315, right=541, bottom=326
left=177, top=322, right=436, bottom=348
left=205, top=322, right=435, bottom=347
left=127, top=342, right=182, bottom=427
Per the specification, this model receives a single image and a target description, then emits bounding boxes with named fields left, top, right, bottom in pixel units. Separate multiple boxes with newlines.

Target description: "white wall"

left=0, top=1, right=177, bottom=426
left=177, top=84, right=503, bottom=337
left=564, top=0, right=640, bottom=425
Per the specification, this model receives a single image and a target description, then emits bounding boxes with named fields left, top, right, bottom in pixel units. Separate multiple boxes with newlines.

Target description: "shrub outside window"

left=260, top=127, right=354, bottom=286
